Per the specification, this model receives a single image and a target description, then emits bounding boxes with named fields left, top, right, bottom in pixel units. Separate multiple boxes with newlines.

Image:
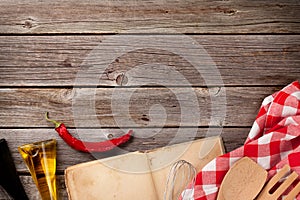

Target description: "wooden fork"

left=256, top=165, right=300, bottom=200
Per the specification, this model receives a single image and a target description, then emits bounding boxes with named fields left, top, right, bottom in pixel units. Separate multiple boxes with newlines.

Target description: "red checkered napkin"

left=181, top=81, right=300, bottom=200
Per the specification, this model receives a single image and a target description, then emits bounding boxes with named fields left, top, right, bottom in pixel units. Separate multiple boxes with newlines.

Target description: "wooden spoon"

left=217, top=157, right=268, bottom=200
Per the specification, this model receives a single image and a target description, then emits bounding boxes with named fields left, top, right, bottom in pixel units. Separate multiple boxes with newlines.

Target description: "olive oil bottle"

left=18, top=139, right=57, bottom=200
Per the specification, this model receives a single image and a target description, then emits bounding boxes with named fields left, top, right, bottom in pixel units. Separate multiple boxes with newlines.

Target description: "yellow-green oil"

left=18, top=139, right=57, bottom=200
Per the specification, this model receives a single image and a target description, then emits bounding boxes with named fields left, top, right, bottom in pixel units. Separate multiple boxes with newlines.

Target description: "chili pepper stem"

left=45, top=112, right=62, bottom=128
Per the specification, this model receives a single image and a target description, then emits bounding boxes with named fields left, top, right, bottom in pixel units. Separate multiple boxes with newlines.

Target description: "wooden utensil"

left=256, top=165, right=300, bottom=200
left=217, top=157, right=268, bottom=200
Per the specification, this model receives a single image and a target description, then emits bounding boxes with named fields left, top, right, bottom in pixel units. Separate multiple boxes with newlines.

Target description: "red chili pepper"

left=45, top=112, right=133, bottom=153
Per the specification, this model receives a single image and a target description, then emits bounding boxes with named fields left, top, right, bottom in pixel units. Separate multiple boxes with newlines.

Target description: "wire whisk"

left=164, top=160, right=197, bottom=200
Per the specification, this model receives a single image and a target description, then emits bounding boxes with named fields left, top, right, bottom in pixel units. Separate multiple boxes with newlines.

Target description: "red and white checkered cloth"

left=181, top=81, right=300, bottom=200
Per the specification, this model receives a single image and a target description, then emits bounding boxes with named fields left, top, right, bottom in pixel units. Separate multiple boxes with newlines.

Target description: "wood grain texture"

left=0, top=87, right=279, bottom=128
left=19, top=175, right=67, bottom=200
left=0, top=0, right=299, bottom=34
left=1, top=1, right=298, bottom=198
left=1, top=128, right=249, bottom=173
left=0, top=35, right=299, bottom=87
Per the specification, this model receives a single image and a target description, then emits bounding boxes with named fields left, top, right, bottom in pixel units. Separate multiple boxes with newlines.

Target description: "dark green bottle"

left=0, top=139, right=29, bottom=200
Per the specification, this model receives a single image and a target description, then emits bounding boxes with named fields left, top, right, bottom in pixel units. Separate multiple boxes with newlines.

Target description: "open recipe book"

left=65, top=136, right=224, bottom=200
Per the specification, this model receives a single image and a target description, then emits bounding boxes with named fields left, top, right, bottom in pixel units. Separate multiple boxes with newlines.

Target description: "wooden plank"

left=0, top=35, right=299, bottom=87
left=0, top=87, right=277, bottom=128
left=0, top=128, right=249, bottom=173
left=0, top=0, right=299, bottom=34
left=19, top=175, right=67, bottom=200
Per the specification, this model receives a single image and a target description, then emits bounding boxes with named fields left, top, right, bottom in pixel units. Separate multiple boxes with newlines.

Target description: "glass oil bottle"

left=18, top=139, right=57, bottom=200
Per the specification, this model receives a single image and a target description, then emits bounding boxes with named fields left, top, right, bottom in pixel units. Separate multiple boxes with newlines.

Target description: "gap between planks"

left=1, top=128, right=249, bottom=173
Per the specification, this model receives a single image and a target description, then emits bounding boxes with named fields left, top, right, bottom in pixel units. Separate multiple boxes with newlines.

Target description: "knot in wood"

left=116, top=73, right=128, bottom=86
left=23, top=18, right=35, bottom=29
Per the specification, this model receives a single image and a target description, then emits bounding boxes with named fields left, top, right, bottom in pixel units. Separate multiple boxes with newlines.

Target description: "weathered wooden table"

left=0, top=0, right=299, bottom=199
